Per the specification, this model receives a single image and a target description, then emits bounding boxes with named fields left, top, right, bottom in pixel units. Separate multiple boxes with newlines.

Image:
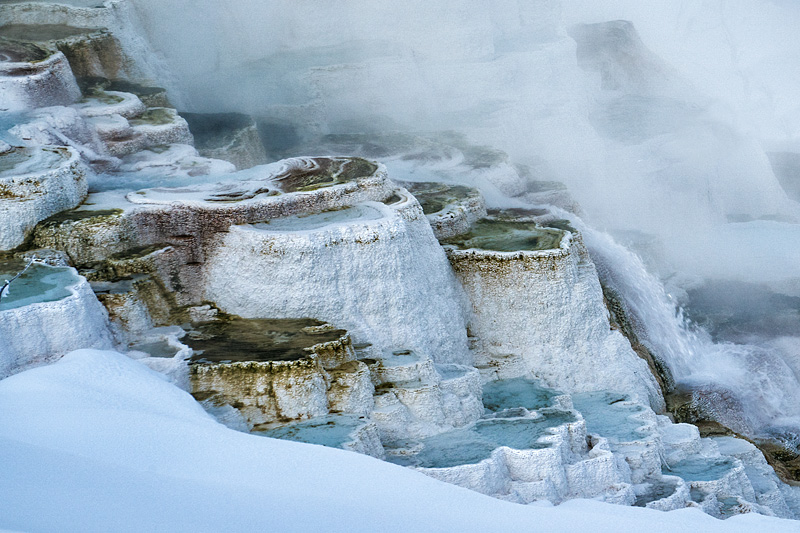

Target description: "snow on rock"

left=0, top=263, right=113, bottom=379
left=0, top=145, right=88, bottom=250
left=1, top=348, right=797, bottom=532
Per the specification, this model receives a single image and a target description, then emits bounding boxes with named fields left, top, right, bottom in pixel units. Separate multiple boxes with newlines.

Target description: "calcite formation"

left=204, top=194, right=471, bottom=365
left=0, top=145, right=88, bottom=250
left=399, top=181, right=487, bottom=240
left=0, top=40, right=81, bottom=111
left=1, top=10, right=799, bottom=521
left=186, top=317, right=368, bottom=426
left=0, top=260, right=113, bottom=378
left=441, top=213, right=664, bottom=411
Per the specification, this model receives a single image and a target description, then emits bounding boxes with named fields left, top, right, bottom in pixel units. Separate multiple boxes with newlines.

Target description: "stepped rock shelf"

left=1, top=11, right=799, bottom=523
left=0, top=259, right=113, bottom=378
left=0, top=144, right=88, bottom=250
left=440, top=212, right=663, bottom=411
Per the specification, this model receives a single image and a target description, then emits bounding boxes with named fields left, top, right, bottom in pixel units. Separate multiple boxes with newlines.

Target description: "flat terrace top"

left=401, top=181, right=480, bottom=215
left=0, top=261, right=78, bottom=311
left=253, top=203, right=384, bottom=232
left=0, top=24, right=98, bottom=42
left=440, top=218, right=564, bottom=252
left=271, top=157, right=378, bottom=193
left=388, top=410, right=577, bottom=469
left=0, top=37, right=50, bottom=62
left=0, top=146, right=67, bottom=179
left=186, top=317, right=347, bottom=364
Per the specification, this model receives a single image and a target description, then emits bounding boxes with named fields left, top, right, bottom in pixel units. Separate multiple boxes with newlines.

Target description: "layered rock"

left=0, top=23, right=128, bottom=80
left=0, top=40, right=81, bottom=112
left=186, top=317, right=366, bottom=426
left=0, top=260, right=113, bottom=378
left=441, top=213, right=663, bottom=410
left=0, top=145, right=88, bottom=250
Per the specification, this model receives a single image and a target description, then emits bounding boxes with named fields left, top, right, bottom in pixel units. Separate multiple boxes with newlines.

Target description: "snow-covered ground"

left=0, top=349, right=796, bottom=533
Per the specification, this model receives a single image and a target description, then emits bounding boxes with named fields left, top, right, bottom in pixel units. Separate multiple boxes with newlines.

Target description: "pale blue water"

left=389, top=410, right=576, bottom=468
left=482, top=378, right=560, bottom=413
left=255, top=414, right=366, bottom=449
left=254, top=204, right=383, bottom=232
left=0, top=263, right=78, bottom=311
left=664, top=457, right=736, bottom=482
left=572, top=391, right=648, bottom=442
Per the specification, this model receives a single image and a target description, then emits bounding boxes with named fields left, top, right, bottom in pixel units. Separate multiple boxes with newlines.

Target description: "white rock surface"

left=0, top=265, right=113, bottom=378
left=0, top=51, right=81, bottom=112
left=0, top=145, right=89, bottom=250
left=204, top=195, right=472, bottom=365
left=448, top=230, right=664, bottom=410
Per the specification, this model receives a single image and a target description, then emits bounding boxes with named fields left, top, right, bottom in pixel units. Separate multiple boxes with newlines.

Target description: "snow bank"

left=0, top=349, right=796, bottom=532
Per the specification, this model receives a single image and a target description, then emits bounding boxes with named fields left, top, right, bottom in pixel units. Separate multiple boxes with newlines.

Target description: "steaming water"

left=114, top=0, right=800, bottom=452
left=585, top=224, right=800, bottom=447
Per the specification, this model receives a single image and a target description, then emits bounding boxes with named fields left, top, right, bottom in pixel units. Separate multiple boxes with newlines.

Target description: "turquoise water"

left=389, top=410, right=576, bottom=469
left=572, top=391, right=648, bottom=442
left=0, top=263, right=78, bottom=311
left=634, top=479, right=678, bottom=507
left=254, top=204, right=383, bottom=232
left=255, top=415, right=366, bottom=449
left=664, top=457, right=736, bottom=482
left=482, top=378, right=560, bottom=413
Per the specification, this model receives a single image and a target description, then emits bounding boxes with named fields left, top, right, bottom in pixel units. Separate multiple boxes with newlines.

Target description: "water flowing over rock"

left=2, top=1, right=800, bottom=528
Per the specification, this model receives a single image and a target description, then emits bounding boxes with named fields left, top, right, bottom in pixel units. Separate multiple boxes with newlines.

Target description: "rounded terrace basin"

left=401, top=181, right=482, bottom=216
left=0, top=260, right=78, bottom=311
left=270, top=157, right=379, bottom=193
left=572, top=391, right=651, bottom=443
left=440, top=218, right=564, bottom=252
left=389, top=410, right=577, bottom=469
left=482, top=378, right=561, bottom=413
left=665, top=457, right=738, bottom=483
left=0, top=41, right=81, bottom=111
left=256, top=414, right=367, bottom=448
left=0, top=146, right=65, bottom=180
left=0, top=38, right=50, bottom=63
left=0, top=259, right=112, bottom=378
left=0, top=145, right=87, bottom=251
left=254, top=204, right=383, bottom=232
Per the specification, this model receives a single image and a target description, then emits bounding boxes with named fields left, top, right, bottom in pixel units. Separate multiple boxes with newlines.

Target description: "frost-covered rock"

left=0, top=262, right=113, bottom=378
left=0, top=145, right=88, bottom=250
